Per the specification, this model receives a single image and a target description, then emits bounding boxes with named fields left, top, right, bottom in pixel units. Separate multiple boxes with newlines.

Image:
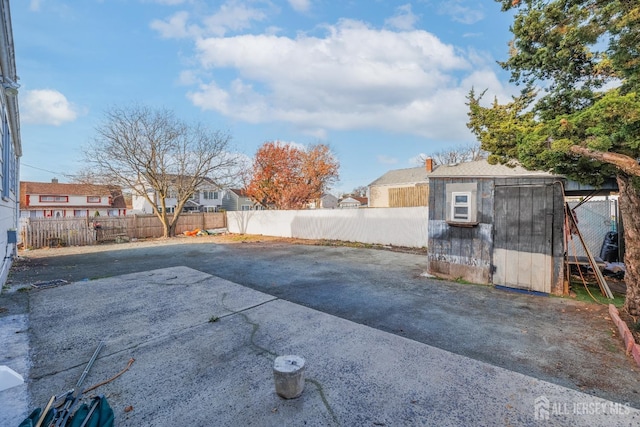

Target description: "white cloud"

left=385, top=4, right=419, bottom=31
left=151, top=2, right=267, bottom=39
left=377, top=155, right=398, bottom=165
left=201, top=1, right=267, bottom=37
left=288, top=0, right=311, bottom=13
left=177, top=70, right=200, bottom=85
left=29, top=0, right=42, bottom=12
left=21, top=89, right=79, bottom=126
left=439, top=1, right=484, bottom=25
left=176, top=13, right=512, bottom=142
left=152, top=0, right=188, bottom=4
left=150, top=11, right=194, bottom=39
left=188, top=19, right=495, bottom=140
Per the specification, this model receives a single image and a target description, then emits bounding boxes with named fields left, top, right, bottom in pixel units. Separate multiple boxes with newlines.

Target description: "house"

left=426, top=160, right=566, bottom=295
left=20, top=179, right=127, bottom=218
left=0, top=0, right=21, bottom=287
left=307, top=193, right=339, bottom=209
left=131, top=177, right=223, bottom=214
left=338, top=196, right=368, bottom=209
left=368, top=160, right=431, bottom=207
left=221, top=189, right=262, bottom=211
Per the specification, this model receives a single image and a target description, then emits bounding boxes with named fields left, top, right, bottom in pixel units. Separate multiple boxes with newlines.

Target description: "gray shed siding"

left=428, top=178, right=494, bottom=284
left=428, top=177, right=565, bottom=294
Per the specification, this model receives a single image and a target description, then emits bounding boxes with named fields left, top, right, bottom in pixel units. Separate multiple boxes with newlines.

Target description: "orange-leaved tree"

left=246, top=142, right=339, bottom=210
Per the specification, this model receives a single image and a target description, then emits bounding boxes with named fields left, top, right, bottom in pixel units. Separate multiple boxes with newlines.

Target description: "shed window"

left=451, top=192, right=471, bottom=221
left=446, top=182, right=477, bottom=225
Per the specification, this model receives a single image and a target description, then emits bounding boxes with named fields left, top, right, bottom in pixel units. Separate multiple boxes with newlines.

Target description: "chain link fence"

left=567, top=199, right=619, bottom=261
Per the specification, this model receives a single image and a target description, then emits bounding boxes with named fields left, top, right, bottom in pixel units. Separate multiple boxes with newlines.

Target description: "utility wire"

left=21, top=162, right=78, bottom=179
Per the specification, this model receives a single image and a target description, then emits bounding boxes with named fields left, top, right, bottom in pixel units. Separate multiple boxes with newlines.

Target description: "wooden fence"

left=20, top=213, right=226, bottom=249
left=388, top=185, right=429, bottom=208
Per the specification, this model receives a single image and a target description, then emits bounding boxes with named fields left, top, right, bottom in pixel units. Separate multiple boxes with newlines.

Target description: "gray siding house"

left=0, top=0, right=21, bottom=287
left=221, top=189, right=261, bottom=211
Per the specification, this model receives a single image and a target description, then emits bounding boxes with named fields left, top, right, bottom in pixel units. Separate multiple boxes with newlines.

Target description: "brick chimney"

left=425, top=157, right=433, bottom=173
left=51, top=178, right=58, bottom=184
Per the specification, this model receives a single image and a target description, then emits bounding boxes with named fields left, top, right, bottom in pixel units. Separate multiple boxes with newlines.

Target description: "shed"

left=427, top=160, right=566, bottom=295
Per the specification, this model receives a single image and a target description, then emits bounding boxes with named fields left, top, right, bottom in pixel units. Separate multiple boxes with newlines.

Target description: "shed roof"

left=427, top=160, right=557, bottom=178
left=369, top=166, right=428, bottom=186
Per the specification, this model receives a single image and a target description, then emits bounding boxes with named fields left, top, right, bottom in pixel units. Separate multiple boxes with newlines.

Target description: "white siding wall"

left=0, top=193, right=17, bottom=286
left=227, top=207, right=429, bottom=248
left=28, top=194, right=111, bottom=207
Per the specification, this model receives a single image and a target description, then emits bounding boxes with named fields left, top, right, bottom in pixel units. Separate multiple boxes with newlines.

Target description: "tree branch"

left=569, top=146, right=640, bottom=177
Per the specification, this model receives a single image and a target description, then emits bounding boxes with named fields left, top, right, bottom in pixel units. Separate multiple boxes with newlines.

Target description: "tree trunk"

left=168, top=220, right=177, bottom=238
left=157, top=212, right=170, bottom=238
left=618, top=175, right=640, bottom=315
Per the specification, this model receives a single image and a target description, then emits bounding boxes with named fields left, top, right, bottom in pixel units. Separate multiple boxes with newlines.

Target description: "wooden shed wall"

left=428, top=177, right=565, bottom=294
left=428, top=178, right=494, bottom=284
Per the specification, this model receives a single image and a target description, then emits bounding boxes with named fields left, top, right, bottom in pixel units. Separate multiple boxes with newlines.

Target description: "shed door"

left=493, top=185, right=555, bottom=293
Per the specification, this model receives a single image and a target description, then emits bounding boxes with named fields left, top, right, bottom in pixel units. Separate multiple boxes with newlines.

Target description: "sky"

left=13, top=0, right=517, bottom=196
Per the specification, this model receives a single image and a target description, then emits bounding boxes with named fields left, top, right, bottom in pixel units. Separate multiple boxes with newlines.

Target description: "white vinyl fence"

left=227, top=207, right=429, bottom=248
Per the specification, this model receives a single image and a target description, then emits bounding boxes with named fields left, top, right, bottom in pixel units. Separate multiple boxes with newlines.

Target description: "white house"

left=0, top=0, right=22, bottom=287
left=338, top=196, right=368, bottom=209
left=20, top=180, right=127, bottom=218
left=307, top=193, right=339, bottom=209
left=131, top=177, right=223, bottom=214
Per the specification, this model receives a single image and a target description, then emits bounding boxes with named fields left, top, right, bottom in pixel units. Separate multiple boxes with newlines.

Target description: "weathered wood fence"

left=388, top=185, right=429, bottom=208
left=20, top=213, right=226, bottom=249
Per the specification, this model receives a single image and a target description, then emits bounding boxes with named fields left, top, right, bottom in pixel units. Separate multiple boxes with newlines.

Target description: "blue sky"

left=14, top=0, right=516, bottom=195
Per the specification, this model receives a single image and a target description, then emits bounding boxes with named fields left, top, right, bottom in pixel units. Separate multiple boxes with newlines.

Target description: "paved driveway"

left=4, top=237, right=640, bottom=413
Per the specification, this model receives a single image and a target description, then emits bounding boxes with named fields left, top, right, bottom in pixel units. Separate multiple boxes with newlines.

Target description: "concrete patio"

left=2, top=265, right=639, bottom=426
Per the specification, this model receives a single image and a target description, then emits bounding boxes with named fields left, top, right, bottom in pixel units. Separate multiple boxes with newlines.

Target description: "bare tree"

left=82, top=104, right=241, bottom=237
left=351, top=186, right=368, bottom=197
left=421, top=143, right=487, bottom=166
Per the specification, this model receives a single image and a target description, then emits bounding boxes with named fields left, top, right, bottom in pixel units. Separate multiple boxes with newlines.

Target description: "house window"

left=203, top=191, right=219, bottom=200
left=451, top=192, right=471, bottom=221
left=74, top=210, right=87, bottom=217
left=241, top=205, right=251, bottom=211
left=40, top=195, right=69, bottom=202
left=87, top=196, right=101, bottom=203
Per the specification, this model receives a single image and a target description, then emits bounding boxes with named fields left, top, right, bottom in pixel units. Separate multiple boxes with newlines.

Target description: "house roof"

left=339, top=196, right=367, bottom=205
left=369, top=159, right=558, bottom=188
left=353, top=196, right=368, bottom=205
left=229, top=188, right=250, bottom=197
left=368, top=166, right=428, bottom=186
left=21, top=181, right=114, bottom=196
left=426, top=160, right=558, bottom=178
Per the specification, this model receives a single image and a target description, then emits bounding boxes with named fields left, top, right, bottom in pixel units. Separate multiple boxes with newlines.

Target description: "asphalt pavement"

left=1, top=237, right=640, bottom=426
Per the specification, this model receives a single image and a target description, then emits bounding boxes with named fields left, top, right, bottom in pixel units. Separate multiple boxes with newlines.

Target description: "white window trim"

left=451, top=191, right=471, bottom=222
